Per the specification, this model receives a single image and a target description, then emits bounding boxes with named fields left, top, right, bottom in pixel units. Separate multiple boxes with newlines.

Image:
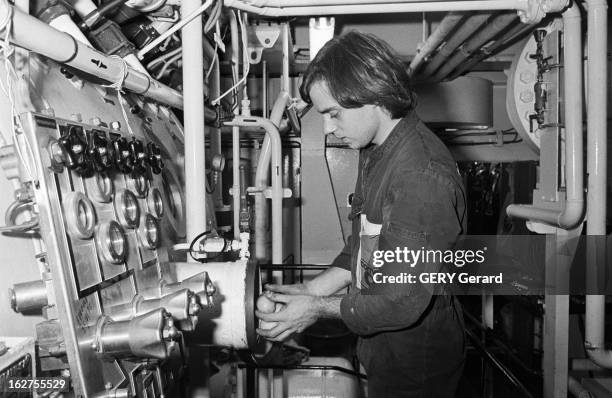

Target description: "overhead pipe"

left=420, top=12, right=493, bottom=77
left=224, top=0, right=563, bottom=24
left=181, top=0, right=207, bottom=247
left=584, top=0, right=610, bottom=368
left=0, top=0, right=183, bottom=108
left=408, top=11, right=465, bottom=76
left=506, top=3, right=584, bottom=229
left=226, top=116, right=284, bottom=266
left=447, top=21, right=532, bottom=80
left=430, top=12, right=519, bottom=81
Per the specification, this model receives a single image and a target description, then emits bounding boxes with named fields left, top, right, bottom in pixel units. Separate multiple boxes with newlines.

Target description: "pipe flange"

left=95, top=220, right=127, bottom=264
left=127, top=174, right=148, bottom=198
left=114, top=189, right=140, bottom=229
left=86, top=172, right=114, bottom=203
left=63, top=191, right=96, bottom=239
left=147, top=187, right=164, bottom=219
left=137, top=213, right=160, bottom=250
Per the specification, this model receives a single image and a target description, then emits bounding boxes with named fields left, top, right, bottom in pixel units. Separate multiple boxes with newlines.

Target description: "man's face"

left=309, top=81, right=380, bottom=149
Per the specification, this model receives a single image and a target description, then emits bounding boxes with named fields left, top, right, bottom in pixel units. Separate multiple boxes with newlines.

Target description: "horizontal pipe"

left=247, top=0, right=478, bottom=5
left=225, top=0, right=530, bottom=17
left=0, top=0, right=183, bottom=109
left=506, top=3, right=584, bottom=229
left=408, top=11, right=465, bottom=75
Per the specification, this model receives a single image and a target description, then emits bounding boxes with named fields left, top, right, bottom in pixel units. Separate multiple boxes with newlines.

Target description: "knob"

left=129, top=138, right=148, bottom=175
left=58, top=124, right=92, bottom=175
left=88, top=130, right=114, bottom=172
left=147, top=142, right=164, bottom=175
left=111, top=136, right=134, bottom=174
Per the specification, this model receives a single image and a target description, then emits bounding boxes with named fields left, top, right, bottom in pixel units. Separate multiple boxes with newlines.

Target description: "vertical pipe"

left=585, top=0, right=610, bottom=368
left=281, top=22, right=290, bottom=94
left=229, top=10, right=241, bottom=240
left=263, top=60, right=268, bottom=118
left=181, top=0, right=207, bottom=246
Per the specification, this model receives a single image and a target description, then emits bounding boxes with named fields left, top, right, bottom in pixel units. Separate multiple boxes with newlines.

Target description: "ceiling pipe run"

left=224, top=0, right=560, bottom=24
left=408, top=11, right=465, bottom=76
left=446, top=21, right=532, bottom=80
left=430, top=12, right=519, bottom=81
left=419, top=12, right=493, bottom=78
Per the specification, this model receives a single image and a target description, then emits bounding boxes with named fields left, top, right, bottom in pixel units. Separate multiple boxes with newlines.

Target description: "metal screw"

left=110, top=121, right=121, bottom=130
left=90, top=117, right=102, bottom=126
left=105, top=382, right=113, bottom=390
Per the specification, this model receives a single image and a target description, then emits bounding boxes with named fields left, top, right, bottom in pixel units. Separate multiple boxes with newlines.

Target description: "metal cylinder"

left=94, top=309, right=178, bottom=359
left=10, top=279, right=48, bottom=313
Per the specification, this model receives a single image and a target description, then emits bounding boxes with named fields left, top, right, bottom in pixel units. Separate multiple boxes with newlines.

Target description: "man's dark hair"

left=300, top=31, right=416, bottom=119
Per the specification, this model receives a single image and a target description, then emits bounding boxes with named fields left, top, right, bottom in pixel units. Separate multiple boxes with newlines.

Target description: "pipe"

left=0, top=1, right=182, bottom=108
left=253, top=92, right=291, bottom=268
left=570, top=358, right=604, bottom=371
left=225, top=0, right=533, bottom=18
left=420, top=12, right=492, bottom=77
left=181, top=0, right=207, bottom=247
left=431, top=12, right=519, bottom=81
left=568, top=376, right=594, bottom=398
left=506, top=3, right=584, bottom=229
left=229, top=10, right=241, bottom=240
left=281, top=22, right=290, bottom=94
left=584, top=0, right=610, bottom=368
left=408, top=11, right=465, bottom=75
left=226, top=116, right=284, bottom=266
left=447, top=22, right=532, bottom=80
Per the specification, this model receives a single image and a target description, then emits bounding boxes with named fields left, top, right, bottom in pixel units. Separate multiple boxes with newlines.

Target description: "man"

left=256, top=31, right=466, bottom=397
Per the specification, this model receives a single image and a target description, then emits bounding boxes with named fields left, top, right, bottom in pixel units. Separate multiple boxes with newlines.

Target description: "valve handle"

left=112, top=136, right=134, bottom=174
left=147, top=142, right=164, bottom=175
left=58, top=125, right=93, bottom=175
left=88, top=130, right=114, bottom=172
left=129, top=138, right=148, bottom=175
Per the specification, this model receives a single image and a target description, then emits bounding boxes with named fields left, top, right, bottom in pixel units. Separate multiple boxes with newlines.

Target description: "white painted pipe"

left=506, top=3, right=584, bottom=229
left=229, top=10, right=242, bottom=240
left=408, top=11, right=464, bottom=75
left=65, top=0, right=97, bottom=19
left=0, top=0, right=183, bottom=108
left=420, top=12, right=491, bottom=77
left=281, top=22, right=290, bottom=94
left=253, top=92, right=291, bottom=268
left=225, top=0, right=533, bottom=18
left=47, top=13, right=90, bottom=44
left=584, top=0, right=610, bottom=368
left=181, top=0, right=207, bottom=247
left=227, top=116, right=284, bottom=265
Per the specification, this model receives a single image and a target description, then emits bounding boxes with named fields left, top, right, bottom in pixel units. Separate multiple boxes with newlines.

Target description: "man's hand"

left=256, top=292, right=321, bottom=342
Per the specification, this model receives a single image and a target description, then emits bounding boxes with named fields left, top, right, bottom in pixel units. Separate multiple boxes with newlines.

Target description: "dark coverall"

left=331, top=112, right=467, bottom=397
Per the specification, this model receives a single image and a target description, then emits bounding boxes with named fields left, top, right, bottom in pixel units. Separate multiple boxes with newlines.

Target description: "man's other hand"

left=256, top=292, right=321, bottom=342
